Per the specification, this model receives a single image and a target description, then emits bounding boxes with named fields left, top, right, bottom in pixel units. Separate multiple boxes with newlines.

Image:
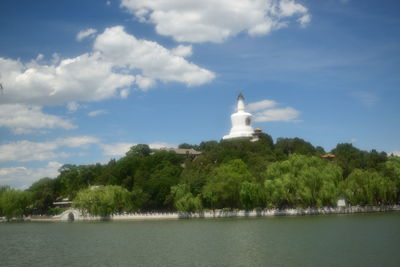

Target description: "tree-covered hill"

left=1, top=133, right=399, bottom=218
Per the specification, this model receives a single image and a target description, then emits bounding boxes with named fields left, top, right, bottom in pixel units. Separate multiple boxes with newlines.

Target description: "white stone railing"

left=27, top=205, right=399, bottom=222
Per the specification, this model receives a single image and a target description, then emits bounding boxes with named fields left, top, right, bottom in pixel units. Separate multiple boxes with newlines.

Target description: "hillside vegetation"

left=1, top=133, right=399, bottom=218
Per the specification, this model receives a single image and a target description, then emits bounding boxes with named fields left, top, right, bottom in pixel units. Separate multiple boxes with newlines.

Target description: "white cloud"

left=94, top=26, right=215, bottom=87
left=101, top=142, right=134, bottom=157
left=171, top=45, right=193, bottom=57
left=247, top=99, right=277, bottom=112
left=135, top=75, right=155, bottom=90
left=247, top=98, right=300, bottom=122
left=88, top=109, right=107, bottom=117
left=0, top=104, right=76, bottom=134
left=36, top=54, right=44, bottom=61
left=253, top=107, right=300, bottom=122
left=0, top=136, right=100, bottom=162
left=0, top=53, right=134, bottom=106
left=121, top=0, right=310, bottom=43
left=67, top=101, right=80, bottom=112
left=298, top=14, right=311, bottom=26
left=0, top=161, right=62, bottom=189
left=119, top=88, right=131, bottom=98
left=57, top=136, right=100, bottom=148
left=0, top=26, right=214, bottom=106
left=148, top=142, right=176, bottom=150
left=76, top=28, right=98, bottom=41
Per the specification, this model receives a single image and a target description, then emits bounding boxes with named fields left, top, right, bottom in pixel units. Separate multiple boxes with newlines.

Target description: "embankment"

left=25, top=205, right=400, bottom=222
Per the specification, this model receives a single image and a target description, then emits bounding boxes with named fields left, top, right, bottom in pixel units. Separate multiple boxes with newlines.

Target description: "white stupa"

left=223, top=93, right=255, bottom=140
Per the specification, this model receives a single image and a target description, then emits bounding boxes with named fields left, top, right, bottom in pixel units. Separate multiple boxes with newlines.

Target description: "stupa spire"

left=237, top=93, right=245, bottom=111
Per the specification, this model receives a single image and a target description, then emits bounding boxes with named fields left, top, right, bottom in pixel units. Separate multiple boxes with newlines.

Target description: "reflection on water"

left=1, top=213, right=399, bottom=267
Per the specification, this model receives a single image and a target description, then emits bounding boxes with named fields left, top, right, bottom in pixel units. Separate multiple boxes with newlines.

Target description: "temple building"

left=223, top=93, right=257, bottom=140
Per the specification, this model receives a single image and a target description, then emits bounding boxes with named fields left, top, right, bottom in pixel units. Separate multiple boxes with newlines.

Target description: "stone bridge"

left=58, top=209, right=83, bottom=221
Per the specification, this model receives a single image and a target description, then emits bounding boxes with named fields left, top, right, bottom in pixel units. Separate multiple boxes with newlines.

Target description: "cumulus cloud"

left=88, top=109, right=107, bottom=117
left=247, top=99, right=300, bottom=122
left=247, top=99, right=277, bottom=112
left=93, top=26, right=215, bottom=87
left=76, top=28, right=98, bottom=41
left=0, top=136, right=100, bottom=162
left=0, top=104, right=76, bottom=134
left=67, top=101, right=81, bottom=112
left=253, top=107, right=300, bottom=122
left=171, top=45, right=193, bottom=57
left=0, top=161, right=62, bottom=189
left=0, top=26, right=214, bottom=107
left=121, top=0, right=310, bottom=43
left=0, top=53, right=134, bottom=106
left=57, top=136, right=100, bottom=148
left=101, top=143, right=134, bottom=157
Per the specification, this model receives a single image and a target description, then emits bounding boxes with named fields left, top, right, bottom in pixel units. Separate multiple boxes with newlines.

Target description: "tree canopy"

left=2, top=135, right=399, bottom=218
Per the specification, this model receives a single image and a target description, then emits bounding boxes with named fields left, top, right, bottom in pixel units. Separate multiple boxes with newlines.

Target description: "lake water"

left=1, top=213, right=399, bottom=266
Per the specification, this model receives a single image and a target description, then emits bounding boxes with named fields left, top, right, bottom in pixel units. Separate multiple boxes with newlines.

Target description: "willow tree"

left=73, top=185, right=132, bottom=217
left=203, top=159, right=253, bottom=209
left=264, top=154, right=342, bottom=208
left=342, top=169, right=396, bottom=205
left=170, top=184, right=202, bottom=213
left=0, top=188, right=31, bottom=220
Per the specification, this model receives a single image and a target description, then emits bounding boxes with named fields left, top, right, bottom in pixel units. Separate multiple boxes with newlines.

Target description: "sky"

left=0, top=0, right=399, bottom=189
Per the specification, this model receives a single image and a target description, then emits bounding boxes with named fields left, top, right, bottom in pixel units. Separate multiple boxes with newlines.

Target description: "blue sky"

left=0, top=0, right=399, bottom=188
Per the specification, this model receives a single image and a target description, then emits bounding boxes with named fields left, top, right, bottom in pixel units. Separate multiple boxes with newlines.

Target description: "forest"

left=1, top=132, right=399, bottom=219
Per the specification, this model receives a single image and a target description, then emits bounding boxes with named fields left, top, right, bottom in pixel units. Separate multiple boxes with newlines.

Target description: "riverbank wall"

left=25, top=205, right=400, bottom=222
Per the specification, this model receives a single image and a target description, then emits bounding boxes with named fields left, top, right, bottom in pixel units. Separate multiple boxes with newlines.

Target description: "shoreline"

left=21, top=205, right=400, bottom=222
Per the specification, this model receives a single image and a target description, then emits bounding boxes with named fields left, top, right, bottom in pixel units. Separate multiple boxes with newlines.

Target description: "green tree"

left=170, top=184, right=202, bottom=212
left=28, top=177, right=57, bottom=214
left=143, top=159, right=182, bottom=210
left=239, top=181, right=265, bottom=210
left=73, top=185, right=133, bottom=217
left=342, top=169, right=396, bottom=205
left=264, top=154, right=342, bottom=208
left=331, top=143, right=366, bottom=177
left=178, top=143, right=199, bottom=150
left=126, top=144, right=151, bottom=157
left=385, top=156, right=400, bottom=201
left=275, top=138, right=316, bottom=157
left=0, top=188, right=31, bottom=220
left=203, top=159, right=253, bottom=209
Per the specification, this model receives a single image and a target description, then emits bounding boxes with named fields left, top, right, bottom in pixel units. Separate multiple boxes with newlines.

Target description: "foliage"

left=170, top=184, right=202, bottom=212
left=385, top=156, right=400, bottom=201
left=203, top=159, right=253, bottom=209
left=0, top=188, right=31, bottom=220
left=264, top=154, right=342, bottom=208
left=126, top=144, right=151, bottom=157
left=48, top=207, right=68, bottom=216
left=28, top=177, right=57, bottom=214
left=275, top=137, right=318, bottom=157
left=332, top=143, right=387, bottom=177
left=342, top=169, right=396, bottom=205
left=239, top=181, right=265, bottom=210
left=73, top=185, right=133, bottom=217
left=2, top=135, right=398, bottom=215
